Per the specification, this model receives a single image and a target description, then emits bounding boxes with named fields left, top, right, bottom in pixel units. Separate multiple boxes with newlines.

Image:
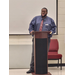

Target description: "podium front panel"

left=35, top=38, right=47, bottom=74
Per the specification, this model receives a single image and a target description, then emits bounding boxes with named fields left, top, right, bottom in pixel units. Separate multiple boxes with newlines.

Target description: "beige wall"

left=9, top=0, right=65, bottom=65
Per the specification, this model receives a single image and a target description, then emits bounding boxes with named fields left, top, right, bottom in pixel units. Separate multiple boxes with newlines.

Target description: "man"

left=27, top=7, right=56, bottom=74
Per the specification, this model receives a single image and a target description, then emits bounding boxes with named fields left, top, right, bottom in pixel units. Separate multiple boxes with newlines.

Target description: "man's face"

left=41, top=9, right=47, bottom=17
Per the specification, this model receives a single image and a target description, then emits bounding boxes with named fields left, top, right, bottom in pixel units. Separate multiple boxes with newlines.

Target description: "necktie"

left=39, top=20, right=43, bottom=31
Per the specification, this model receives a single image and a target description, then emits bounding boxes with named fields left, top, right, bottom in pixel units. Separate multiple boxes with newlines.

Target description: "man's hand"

left=50, top=31, right=52, bottom=34
left=30, top=30, right=34, bottom=35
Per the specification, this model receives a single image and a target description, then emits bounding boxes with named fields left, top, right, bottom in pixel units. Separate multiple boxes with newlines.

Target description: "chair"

left=48, top=39, right=62, bottom=70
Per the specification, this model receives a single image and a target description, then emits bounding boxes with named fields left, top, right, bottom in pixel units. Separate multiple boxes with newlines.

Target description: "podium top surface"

left=33, top=31, right=51, bottom=33
left=33, top=31, right=51, bottom=38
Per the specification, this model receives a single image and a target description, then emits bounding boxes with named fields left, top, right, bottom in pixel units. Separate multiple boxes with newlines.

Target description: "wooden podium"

left=32, top=31, right=51, bottom=75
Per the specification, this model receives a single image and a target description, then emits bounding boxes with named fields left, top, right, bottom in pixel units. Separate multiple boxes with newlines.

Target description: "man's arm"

left=28, top=17, right=36, bottom=34
left=50, top=19, right=56, bottom=35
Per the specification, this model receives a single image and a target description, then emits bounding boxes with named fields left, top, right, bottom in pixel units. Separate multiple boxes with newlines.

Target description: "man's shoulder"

left=47, top=16, right=55, bottom=23
left=31, top=15, right=41, bottom=21
left=34, top=15, right=41, bottom=18
left=47, top=16, right=53, bottom=20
